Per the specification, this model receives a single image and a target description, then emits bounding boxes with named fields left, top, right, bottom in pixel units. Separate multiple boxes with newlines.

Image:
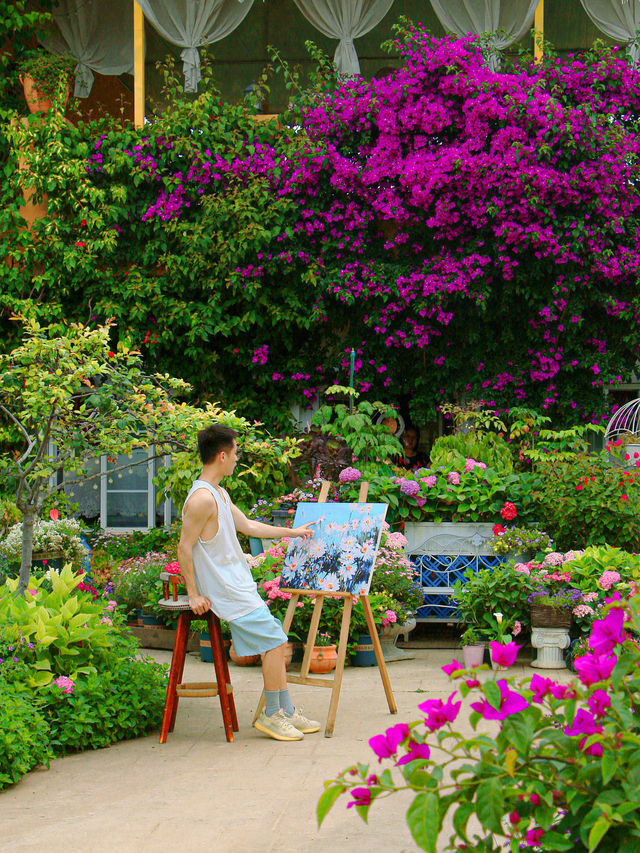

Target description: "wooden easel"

left=252, top=480, right=397, bottom=737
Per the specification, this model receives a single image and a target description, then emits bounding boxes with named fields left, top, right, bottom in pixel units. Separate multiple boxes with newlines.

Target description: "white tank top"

left=182, top=480, right=264, bottom=622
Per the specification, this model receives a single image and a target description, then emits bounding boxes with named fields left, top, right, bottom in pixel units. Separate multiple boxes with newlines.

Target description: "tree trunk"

left=18, top=505, right=35, bottom=594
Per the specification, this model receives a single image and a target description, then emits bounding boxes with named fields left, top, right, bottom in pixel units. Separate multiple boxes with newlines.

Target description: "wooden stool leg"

left=159, top=610, right=190, bottom=744
left=207, top=612, right=235, bottom=742
left=169, top=612, right=190, bottom=733
left=213, top=618, right=238, bottom=731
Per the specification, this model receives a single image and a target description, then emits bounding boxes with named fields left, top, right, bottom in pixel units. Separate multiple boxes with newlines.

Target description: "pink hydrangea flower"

left=381, top=609, right=397, bottom=627
left=54, top=676, right=75, bottom=695
left=573, top=604, right=594, bottom=618
left=543, top=552, right=564, bottom=566
left=447, top=471, right=460, bottom=485
left=164, top=561, right=181, bottom=574
left=339, top=466, right=362, bottom=483
left=420, top=475, right=437, bottom=488
left=599, top=570, right=621, bottom=590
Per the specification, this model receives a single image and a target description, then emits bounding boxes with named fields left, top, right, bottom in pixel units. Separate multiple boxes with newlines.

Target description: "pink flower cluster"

left=261, top=576, right=291, bottom=602
left=599, top=570, right=621, bottom=590
left=463, top=457, right=486, bottom=473
left=338, top=466, right=362, bottom=483
left=54, top=675, right=75, bottom=695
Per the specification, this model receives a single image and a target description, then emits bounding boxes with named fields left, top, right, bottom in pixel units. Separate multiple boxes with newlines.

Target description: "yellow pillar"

left=133, top=0, right=145, bottom=128
left=534, top=0, right=544, bottom=62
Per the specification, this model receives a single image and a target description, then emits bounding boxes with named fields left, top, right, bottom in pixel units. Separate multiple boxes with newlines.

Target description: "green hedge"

left=0, top=686, right=51, bottom=791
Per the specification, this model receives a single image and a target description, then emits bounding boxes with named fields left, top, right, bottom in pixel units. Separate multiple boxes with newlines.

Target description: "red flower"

left=492, top=523, right=505, bottom=536
left=74, top=241, right=86, bottom=248
left=80, top=218, right=87, bottom=226
left=108, top=350, right=115, bottom=358
left=500, top=502, right=517, bottom=521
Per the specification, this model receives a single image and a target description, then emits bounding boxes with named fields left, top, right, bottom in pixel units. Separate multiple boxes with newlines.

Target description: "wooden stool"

left=157, top=594, right=238, bottom=744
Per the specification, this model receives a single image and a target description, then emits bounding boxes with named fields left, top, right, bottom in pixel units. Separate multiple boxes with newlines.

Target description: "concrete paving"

left=0, top=646, right=572, bottom=853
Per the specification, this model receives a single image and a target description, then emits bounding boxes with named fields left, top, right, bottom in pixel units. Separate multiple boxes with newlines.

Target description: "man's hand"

left=290, top=520, right=317, bottom=540
left=188, top=593, right=212, bottom=615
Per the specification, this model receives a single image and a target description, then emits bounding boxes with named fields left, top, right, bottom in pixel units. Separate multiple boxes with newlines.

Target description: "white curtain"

left=429, top=0, right=539, bottom=70
left=40, top=0, right=134, bottom=98
left=580, top=0, right=640, bottom=63
left=136, top=0, right=254, bottom=92
left=293, top=0, right=394, bottom=75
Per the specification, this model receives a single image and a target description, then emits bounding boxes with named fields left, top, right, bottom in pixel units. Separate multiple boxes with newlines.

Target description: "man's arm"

left=230, top=503, right=315, bottom=541
left=177, top=491, right=215, bottom=615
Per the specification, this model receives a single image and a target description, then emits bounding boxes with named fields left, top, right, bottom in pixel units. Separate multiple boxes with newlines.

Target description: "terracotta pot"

left=21, top=73, right=69, bottom=114
left=229, top=641, right=260, bottom=666
left=309, top=644, right=337, bottom=674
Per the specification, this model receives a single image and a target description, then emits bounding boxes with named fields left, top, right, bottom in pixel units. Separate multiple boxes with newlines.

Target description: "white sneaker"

left=254, top=710, right=304, bottom=741
left=286, top=707, right=321, bottom=734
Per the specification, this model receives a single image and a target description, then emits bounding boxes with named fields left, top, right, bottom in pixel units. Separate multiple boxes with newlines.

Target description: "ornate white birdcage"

left=604, top=398, right=640, bottom=469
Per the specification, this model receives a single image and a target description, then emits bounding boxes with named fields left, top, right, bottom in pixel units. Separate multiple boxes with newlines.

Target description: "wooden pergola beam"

left=133, top=0, right=145, bottom=128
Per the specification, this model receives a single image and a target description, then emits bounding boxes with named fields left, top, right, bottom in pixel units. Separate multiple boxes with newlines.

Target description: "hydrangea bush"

left=319, top=595, right=640, bottom=852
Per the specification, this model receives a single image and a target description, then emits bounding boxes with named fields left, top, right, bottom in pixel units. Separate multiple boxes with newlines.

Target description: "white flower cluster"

left=0, top=518, right=85, bottom=565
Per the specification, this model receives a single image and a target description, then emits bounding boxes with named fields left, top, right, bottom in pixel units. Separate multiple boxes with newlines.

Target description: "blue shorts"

left=229, top=605, right=287, bottom=657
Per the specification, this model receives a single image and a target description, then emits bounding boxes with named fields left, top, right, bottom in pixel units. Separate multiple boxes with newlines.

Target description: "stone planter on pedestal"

left=530, top=605, right=572, bottom=669
left=379, top=616, right=417, bottom=661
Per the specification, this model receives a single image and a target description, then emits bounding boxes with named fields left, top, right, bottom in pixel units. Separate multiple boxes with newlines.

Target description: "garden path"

left=0, top=647, right=572, bottom=853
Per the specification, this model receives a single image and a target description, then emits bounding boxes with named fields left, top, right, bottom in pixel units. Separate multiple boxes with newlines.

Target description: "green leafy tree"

left=0, top=318, right=299, bottom=591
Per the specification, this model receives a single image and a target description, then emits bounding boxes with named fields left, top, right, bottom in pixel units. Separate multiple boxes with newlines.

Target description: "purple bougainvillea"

left=76, top=31, right=640, bottom=422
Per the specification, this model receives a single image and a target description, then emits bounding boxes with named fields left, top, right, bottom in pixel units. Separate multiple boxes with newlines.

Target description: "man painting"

left=178, top=424, right=318, bottom=741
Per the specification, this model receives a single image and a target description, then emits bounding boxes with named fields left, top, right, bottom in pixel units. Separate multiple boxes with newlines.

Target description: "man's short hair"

left=197, top=424, right=238, bottom=464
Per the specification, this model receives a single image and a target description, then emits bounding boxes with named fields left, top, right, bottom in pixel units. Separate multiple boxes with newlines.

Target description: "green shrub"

left=42, top=656, right=168, bottom=753
left=452, top=564, right=534, bottom=632
left=530, top=453, right=640, bottom=551
left=0, top=685, right=51, bottom=791
left=430, top=432, right=513, bottom=474
left=0, top=566, right=137, bottom=686
left=0, top=496, right=20, bottom=538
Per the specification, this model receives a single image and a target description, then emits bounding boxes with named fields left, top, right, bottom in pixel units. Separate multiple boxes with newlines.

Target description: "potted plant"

left=459, top=625, right=486, bottom=668
left=17, top=49, right=75, bottom=113
left=110, top=550, right=170, bottom=622
left=309, top=631, right=337, bottom=673
left=491, top=524, right=554, bottom=562
left=527, top=569, right=582, bottom=669
left=480, top=611, right=520, bottom=670
left=369, top=526, right=423, bottom=661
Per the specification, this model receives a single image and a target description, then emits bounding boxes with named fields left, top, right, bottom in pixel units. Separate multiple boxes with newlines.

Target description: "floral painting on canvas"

left=281, top=502, right=387, bottom=594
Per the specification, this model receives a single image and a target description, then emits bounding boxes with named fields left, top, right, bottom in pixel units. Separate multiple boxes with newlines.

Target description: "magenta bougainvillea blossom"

left=71, top=31, right=640, bottom=423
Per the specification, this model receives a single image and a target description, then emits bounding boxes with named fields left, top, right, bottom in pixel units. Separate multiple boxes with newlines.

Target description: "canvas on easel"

left=252, top=481, right=397, bottom=737
left=280, top=501, right=388, bottom=594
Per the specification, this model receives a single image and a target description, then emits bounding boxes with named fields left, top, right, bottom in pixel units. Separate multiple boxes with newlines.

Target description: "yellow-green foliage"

left=0, top=565, right=118, bottom=687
